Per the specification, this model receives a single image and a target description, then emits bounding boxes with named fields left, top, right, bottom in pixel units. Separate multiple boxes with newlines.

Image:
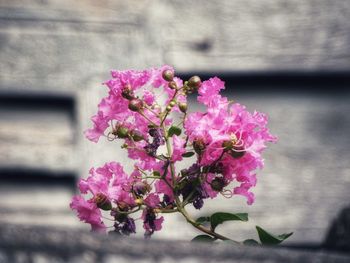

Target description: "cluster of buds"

left=110, top=123, right=144, bottom=142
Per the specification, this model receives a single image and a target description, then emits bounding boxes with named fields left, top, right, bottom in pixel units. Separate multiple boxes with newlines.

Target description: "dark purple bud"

left=210, top=177, right=226, bottom=192
left=193, top=196, right=204, bottom=210
left=121, top=217, right=136, bottom=235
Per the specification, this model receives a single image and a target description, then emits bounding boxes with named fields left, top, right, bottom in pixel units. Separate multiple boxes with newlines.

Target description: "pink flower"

left=144, top=193, right=161, bottom=208
left=172, top=135, right=186, bottom=162
left=234, top=182, right=255, bottom=205
left=78, top=162, right=133, bottom=205
left=142, top=90, right=155, bottom=106
left=184, top=77, right=276, bottom=205
left=84, top=111, right=109, bottom=143
left=155, top=179, right=174, bottom=201
left=70, top=196, right=106, bottom=232
left=142, top=209, right=164, bottom=236
left=198, top=77, right=225, bottom=106
left=85, top=66, right=179, bottom=144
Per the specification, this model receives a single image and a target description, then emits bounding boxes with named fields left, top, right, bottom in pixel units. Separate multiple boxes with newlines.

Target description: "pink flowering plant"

left=71, top=66, right=292, bottom=245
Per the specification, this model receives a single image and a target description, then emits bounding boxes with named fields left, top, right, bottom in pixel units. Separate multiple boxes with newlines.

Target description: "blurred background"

left=0, top=0, right=349, bottom=248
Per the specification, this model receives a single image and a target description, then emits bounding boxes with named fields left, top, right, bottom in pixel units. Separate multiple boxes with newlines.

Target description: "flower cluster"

left=71, top=66, right=283, bottom=242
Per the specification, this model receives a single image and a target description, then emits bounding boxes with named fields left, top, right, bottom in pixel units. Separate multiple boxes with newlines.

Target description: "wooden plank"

left=159, top=0, right=350, bottom=72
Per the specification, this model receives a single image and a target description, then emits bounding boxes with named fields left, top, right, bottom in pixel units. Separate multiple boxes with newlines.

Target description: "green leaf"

left=243, top=239, right=260, bottom=246
left=168, top=126, right=181, bottom=137
left=182, top=151, right=195, bottom=158
left=210, top=212, right=248, bottom=231
left=191, top=235, right=215, bottom=242
left=195, top=216, right=210, bottom=225
left=256, top=226, right=293, bottom=245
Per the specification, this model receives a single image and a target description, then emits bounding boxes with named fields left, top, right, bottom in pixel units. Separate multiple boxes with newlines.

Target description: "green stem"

left=154, top=208, right=178, bottom=213
left=138, top=110, right=159, bottom=127
left=178, top=204, right=238, bottom=242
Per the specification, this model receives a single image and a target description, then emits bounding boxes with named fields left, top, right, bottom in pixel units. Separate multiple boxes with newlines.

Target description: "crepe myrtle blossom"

left=71, top=66, right=292, bottom=244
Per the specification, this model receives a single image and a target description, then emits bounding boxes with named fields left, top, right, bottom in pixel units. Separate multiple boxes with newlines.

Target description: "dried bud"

left=178, top=102, right=187, bottom=113
left=121, top=84, right=134, bottom=100
left=162, top=69, right=174, bottom=81
left=131, top=130, right=144, bottom=142
left=115, top=125, right=129, bottom=138
left=94, top=193, right=112, bottom=211
left=169, top=100, right=176, bottom=107
left=128, top=98, right=143, bottom=112
left=228, top=145, right=246, bottom=159
left=193, top=138, right=206, bottom=154
left=187, top=76, right=202, bottom=90
left=168, top=81, right=177, bottom=90
left=211, top=177, right=226, bottom=192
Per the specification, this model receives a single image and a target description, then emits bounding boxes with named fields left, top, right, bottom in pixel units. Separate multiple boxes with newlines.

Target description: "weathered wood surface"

left=161, top=0, right=350, bottom=72
left=0, top=0, right=349, bottom=247
left=1, top=224, right=350, bottom=263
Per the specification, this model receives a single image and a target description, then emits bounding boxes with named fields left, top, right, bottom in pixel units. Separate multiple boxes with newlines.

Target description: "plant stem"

left=177, top=205, right=237, bottom=242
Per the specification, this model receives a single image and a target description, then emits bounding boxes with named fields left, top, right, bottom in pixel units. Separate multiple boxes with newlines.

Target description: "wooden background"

left=0, top=0, right=349, bottom=245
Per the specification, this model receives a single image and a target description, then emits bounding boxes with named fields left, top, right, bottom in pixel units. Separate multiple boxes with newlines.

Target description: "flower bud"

left=178, top=102, right=187, bottom=113
left=210, top=177, right=226, bottom=192
left=131, top=130, right=144, bottom=142
left=169, top=100, right=176, bottom=107
left=162, top=69, right=174, bottom=82
left=168, top=81, right=177, bottom=90
left=166, top=105, right=172, bottom=111
left=222, top=140, right=234, bottom=150
left=128, top=98, right=143, bottom=112
left=115, top=125, right=129, bottom=138
left=187, top=76, right=201, bottom=90
left=193, top=138, right=206, bottom=154
left=121, top=84, right=134, bottom=100
left=94, top=193, right=112, bottom=211
left=229, top=145, right=246, bottom=159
